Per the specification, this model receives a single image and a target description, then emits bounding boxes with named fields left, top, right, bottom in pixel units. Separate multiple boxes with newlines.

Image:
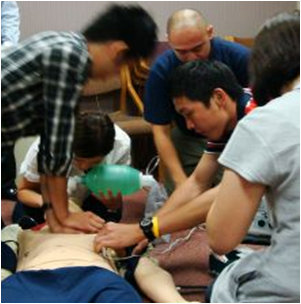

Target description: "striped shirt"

left=2, top=31, right=91, bottom=176
left=205, top=89, right=256, bottom=154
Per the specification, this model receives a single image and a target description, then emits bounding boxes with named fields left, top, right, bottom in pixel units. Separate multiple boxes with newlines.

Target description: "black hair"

left=82, top=4, right=158, bottom=59
left=169, top=60, right=244, bottom=107
left=73, top=112, right=115, bottom=158
left=250, top=12, right=300, bottom=105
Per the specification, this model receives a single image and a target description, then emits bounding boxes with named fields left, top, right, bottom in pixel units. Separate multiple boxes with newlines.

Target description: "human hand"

left=97, top=190, right=122, bottom=211
left=46, top=209, right=105, bottom=234
left=46, top=209, right=82, bottom=234
left=94, top=222, right=145, bottom=252
left=62, top=211, right=105, bottom=233
left=132, top=239, right=149, bottom=255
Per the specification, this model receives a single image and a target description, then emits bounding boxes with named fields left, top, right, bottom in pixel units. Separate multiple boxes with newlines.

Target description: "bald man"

left=144, top=9, right=250, bottom=193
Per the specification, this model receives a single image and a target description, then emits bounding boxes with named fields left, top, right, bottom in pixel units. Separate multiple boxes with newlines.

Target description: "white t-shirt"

left=19, top=125, right=131, bottom=204
left=211, top=85, right=300, bottom=303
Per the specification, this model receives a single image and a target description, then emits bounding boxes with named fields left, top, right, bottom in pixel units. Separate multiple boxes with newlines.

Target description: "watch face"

left=140, top=217, right=155, bottom=241
left=141, top=218, right=152, bottom=227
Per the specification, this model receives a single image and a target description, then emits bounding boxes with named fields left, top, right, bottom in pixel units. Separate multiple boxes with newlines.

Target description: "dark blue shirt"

left=144, top=37, right=250, bottom=137
left=206, top=89, right=256, bottom=154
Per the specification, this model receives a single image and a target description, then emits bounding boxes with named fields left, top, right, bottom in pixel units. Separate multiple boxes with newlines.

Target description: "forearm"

left=206, top=170, right=264, bottom=255
left=158, top=186, right=218, bottom=235
left=156, top=153, right=220, bottom=223
left=120, top=186, right=217, bottom=245
left=159, top=143, right=186, bottom=185
left=17, top=189, right=43, bottom=208
left=41, top=175, right=69, bottom=223
left=157, top=172, right=205, bottom=217
left=135, top=257, right=188, bottom=303
left=153, top=126, right=186, bottom=186
left=93, top=188, right=216, bottom=250
left=41, top=177, right=104, bottom=234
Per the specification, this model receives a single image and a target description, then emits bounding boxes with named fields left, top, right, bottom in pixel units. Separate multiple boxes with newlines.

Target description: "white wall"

left=18, top=1, right=297, bottom=41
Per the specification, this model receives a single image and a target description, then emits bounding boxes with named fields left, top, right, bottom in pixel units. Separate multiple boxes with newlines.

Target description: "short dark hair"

left=73, top=112, right=115, bottom=158
left=169, top=60, right=244, bottom=107
left=250, top=12, right=300, bottom=105
left=82, top=4, right=158, bottom=59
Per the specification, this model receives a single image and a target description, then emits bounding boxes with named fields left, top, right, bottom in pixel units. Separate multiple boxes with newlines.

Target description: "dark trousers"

left=1, top=147, right=17, bottom=200
left=1, top=147, right=18, bottom=229
left=205, top=280, right=216, bottom=303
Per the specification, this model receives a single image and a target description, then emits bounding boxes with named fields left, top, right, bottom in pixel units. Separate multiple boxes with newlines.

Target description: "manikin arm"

left=134, top=257, right=194, bottom=303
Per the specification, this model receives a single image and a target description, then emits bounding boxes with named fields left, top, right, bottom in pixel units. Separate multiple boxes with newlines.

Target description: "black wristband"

left=42, top=202, right=52, bottom=212
left=1, top=187, right=17, bottom=201
left=139, top=217, right=155, bottom=242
